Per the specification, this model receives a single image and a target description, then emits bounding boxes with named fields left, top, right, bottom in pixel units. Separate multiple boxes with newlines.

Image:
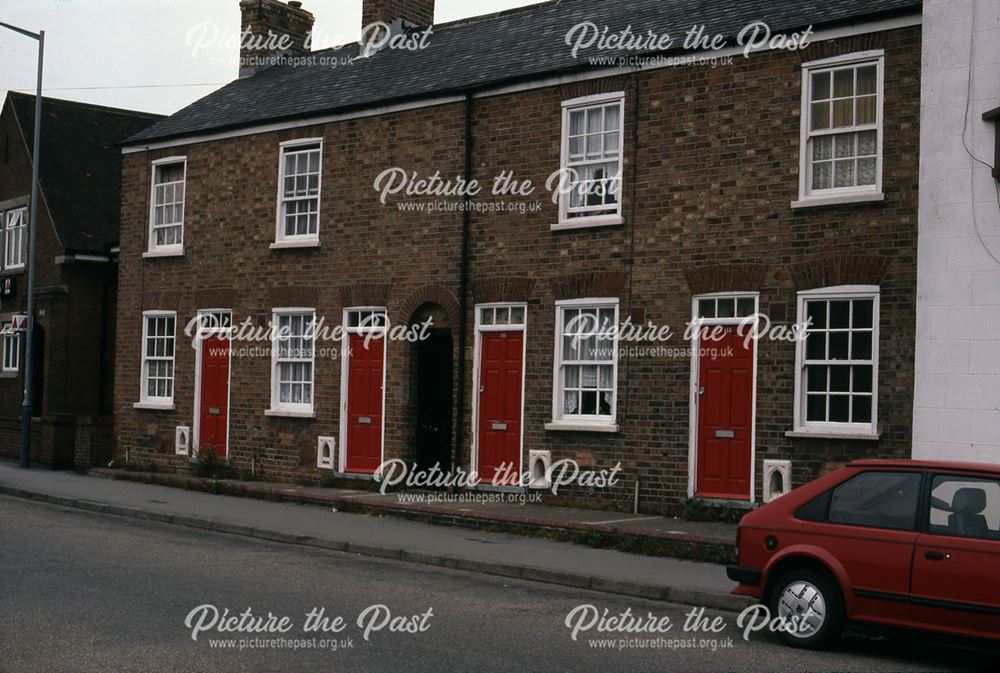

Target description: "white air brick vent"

left=763, top=459, right=792, bottom=502
left=528, top=450, right=552, bottom=489
left=318, top=436, right=336, bottom=470
left=175, top=426, right=190, bottom=456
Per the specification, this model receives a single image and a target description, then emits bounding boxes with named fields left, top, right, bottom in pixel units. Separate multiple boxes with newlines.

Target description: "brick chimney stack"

left=239, top=0, right=315, bottom=78
left=362, top=0, right=435, bottom=31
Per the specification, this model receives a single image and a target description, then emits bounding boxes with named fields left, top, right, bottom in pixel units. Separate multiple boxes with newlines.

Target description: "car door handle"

left=924, top=550, right=949, bottom=561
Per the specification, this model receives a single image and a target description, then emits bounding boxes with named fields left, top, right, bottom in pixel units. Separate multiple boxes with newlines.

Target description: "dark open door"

left=415, top=330, right=453, bottom=474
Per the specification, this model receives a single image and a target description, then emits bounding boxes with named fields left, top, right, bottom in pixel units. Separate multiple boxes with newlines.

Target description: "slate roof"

left=127, top=0, right=921, bottom=145
left=6, top=92, right=163, bottom=253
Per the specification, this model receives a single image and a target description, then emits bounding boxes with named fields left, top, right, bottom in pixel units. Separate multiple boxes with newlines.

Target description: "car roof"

left=848, top=459, right=1000, bottom=475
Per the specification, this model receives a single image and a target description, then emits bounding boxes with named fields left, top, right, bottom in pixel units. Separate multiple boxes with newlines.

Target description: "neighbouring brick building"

left=115, top=0, right=922, bottom=511
left=0, top=93, right=161, bottom=468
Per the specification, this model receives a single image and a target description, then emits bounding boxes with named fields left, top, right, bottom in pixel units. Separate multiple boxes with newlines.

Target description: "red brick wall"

left=115, top=25, right=921, bottom=509
left=116, top=109, right=467, bottom=480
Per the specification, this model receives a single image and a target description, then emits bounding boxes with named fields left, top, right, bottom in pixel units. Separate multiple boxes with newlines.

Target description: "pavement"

left=87, top=465, right=738, bottom=564
left=7, top=495, right=994, bottom=673
left=0, top=460, right=747, bottom=612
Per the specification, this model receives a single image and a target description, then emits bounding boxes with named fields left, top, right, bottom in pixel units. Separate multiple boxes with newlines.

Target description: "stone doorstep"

left=88, top=469, right=737, bottom=565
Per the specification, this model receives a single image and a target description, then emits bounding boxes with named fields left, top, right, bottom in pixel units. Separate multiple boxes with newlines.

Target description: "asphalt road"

left=1, top=495, right=997, bottom=673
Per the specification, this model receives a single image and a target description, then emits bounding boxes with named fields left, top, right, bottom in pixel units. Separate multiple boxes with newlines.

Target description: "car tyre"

left=768, top=569, right=844, bottom=649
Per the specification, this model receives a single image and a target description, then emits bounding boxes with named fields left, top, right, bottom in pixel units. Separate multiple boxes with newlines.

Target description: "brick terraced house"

left=116, top=0, right=922, bottom=511
left=0, top=93, right=161, bottom=468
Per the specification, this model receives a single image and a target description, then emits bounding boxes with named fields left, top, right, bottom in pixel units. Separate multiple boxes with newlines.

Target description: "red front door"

left=695, top=325, right=753, bottom=499
left=345, top=333, right=384, bottom=474
left=198, top=334, right=230, bottom=459
left=477, top=331, right=523, bottom=485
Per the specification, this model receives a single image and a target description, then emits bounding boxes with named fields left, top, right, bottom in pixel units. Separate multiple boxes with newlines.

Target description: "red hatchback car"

left=728, top=459, right=1000, bottom=648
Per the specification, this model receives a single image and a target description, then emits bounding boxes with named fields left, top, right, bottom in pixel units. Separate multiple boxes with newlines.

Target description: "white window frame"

left=136, top=310, right=177, bottom=409
left=145, top=157, right=186, bottom=257
left=268, top=308, right=317, bottom=417
left=791, top=285, right=880, bottom=438
left=4, top=207, right=27, bottom=269
left=554, top=92, right=625, bottom=231
left=2, top=323, right=19, bottom=373
left=273, top=139, right=323, bottom=248
left=794, top=51, right=885, bottom=208
left=546, top=298, right=620, bottom=432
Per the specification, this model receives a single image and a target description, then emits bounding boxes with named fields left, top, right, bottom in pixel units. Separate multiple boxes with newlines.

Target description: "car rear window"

left=928, top=475, right=1000, bottom=541
left=828, top=471, right=921, bottom=531
left=795, top=490, right=832, bottom=522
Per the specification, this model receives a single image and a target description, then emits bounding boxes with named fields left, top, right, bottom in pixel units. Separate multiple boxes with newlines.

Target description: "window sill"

left=0, top=371, right=19, bottom=378
left=785, top=429, right=881, bottom=441
left=133, top=401, right=175, bottom=411
left=270, top=239, right=320, bottom=250
left=790, top=192, right=884, bottom=209
left=265, top=408, right=315, bottom=419
left=142, top=249, right=184, bottom=259
left=0, top=266, right=25, bottom=276
left=550, top=215, right=623, bottom=231
left=545, top=420, right=619, bottom=433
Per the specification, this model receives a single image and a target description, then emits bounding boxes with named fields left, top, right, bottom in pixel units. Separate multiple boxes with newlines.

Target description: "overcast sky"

left=0, top=0, right=541, bottom=115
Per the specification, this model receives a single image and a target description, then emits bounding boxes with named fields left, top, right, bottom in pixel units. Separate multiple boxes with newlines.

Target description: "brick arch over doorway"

left=398, top=285, right=460, bottom=332
left=471, top=276, right=536, bottom=304
left=340, top=283, right=391, bottom=309
left=683, top=263, right=770, bottom=295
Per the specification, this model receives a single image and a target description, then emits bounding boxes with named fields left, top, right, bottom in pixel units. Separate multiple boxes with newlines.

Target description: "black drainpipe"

left=97, top=260, right=112, bottom=415
left=452, top=91, right=473, bottom=479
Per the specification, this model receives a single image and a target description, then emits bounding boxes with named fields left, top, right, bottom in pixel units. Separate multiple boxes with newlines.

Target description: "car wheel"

left=768, top=569, right=844, bottom=649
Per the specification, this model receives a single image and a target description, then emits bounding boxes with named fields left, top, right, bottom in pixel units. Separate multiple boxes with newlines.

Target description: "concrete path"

left=88, top=466, right=738, bottom=563
left=0, top=461, right=747, bottom=611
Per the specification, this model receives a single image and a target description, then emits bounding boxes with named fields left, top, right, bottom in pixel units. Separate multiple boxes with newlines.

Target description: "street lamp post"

left=0, top=21, right=44, bottom=468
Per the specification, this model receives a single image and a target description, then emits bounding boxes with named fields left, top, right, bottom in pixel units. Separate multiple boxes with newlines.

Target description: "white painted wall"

left=914, top=0, right=1000, bottom=463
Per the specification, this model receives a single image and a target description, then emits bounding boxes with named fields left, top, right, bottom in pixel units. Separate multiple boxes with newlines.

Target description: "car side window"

left=928, top=475, right=1000, bottom=541
left=828, top=471, right=921, bottom=531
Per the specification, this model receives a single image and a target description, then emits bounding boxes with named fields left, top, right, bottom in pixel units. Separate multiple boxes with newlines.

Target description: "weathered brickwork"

left=115, top=25, right=921, bottom=510
left=0, top=102, right=118, bottom=467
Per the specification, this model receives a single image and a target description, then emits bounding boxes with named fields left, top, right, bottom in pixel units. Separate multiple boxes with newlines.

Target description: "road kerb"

left=0, top=485, right=753, bottom=613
